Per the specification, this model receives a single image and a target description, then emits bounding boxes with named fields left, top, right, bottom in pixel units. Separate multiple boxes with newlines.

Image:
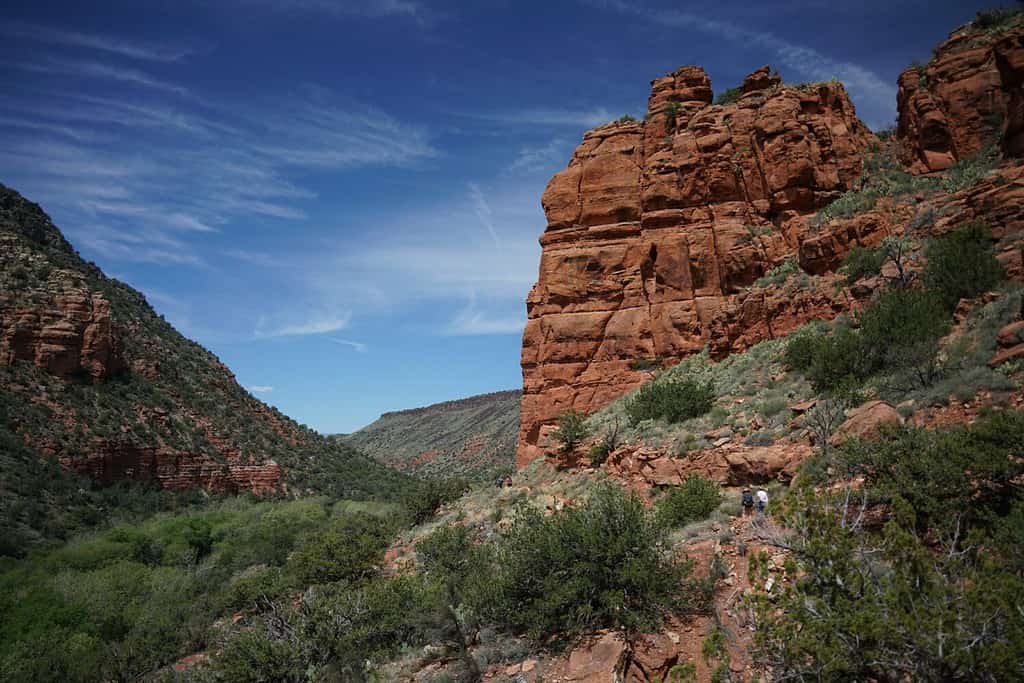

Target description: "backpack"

left=742, top=490, right=754, bottom=507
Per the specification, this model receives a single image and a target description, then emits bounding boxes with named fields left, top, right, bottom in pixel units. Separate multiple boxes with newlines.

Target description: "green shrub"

left=655, top=475, right=722, bottom=528
left=839, top=245, right=886, bottom=284
left=588, top=441, right=612, bottom=466
left=754, top=257, right=799, bottom=287
left=789, top=326, right=866, bottom=393
left=942, top=145, right=1000, bottom=193
left=973, top=7, right=1022, bottom=30
left=715, top=86, right=742, bottom=106
left=400, top=477, right=468, bottom=525
left=495, top=483, right=697, bottom=643
left=625, top=377, right=715, bottom=425
left=213, top=627, right=308, bottom=683
left=757, top=413, right=1024, bottom=681
left=923, top=221, right=1004, bottom=310
left=287, top=512, right=393, bottom=586
left=551, top=409, right=590, bottom=452
left=303, top=573, right=445, bottom=674
left=417, top=523, right=497, bottom=625
left=858, top=287, right=950, bottom=381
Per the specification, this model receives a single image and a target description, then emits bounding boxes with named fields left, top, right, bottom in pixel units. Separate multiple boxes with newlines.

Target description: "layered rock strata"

left=898, top=21, right=1024, bottom=172
left=518, top=65, right=876, bottom=465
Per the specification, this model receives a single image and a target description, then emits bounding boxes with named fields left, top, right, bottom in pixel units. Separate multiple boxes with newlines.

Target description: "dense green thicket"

left=0, top=185, right=421, bottom=557
left=655, top=475, right=722, bottom=528
left=1, top=479, right=709, bottom=681
left=625, top=377, right=715, bottom=425
left=785, top=222, right=1002, bottom=393
left=924, top=221, right=1004, bottom=310
left=752, top=411, right=1024, bottom=681
left=495, top=484, right=700, bottom=643
left=0, top=496, right=413, bottom=681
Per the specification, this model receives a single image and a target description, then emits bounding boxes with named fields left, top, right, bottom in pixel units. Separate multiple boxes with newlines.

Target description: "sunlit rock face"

left=517, top=65, right=876, bottom=466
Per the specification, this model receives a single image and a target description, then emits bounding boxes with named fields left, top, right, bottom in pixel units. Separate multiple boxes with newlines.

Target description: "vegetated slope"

left=343, top=389, right=520, bottom=479
left=0, top=184, right=413, bottom=556
left=517, top=11, right=1024, bottom=465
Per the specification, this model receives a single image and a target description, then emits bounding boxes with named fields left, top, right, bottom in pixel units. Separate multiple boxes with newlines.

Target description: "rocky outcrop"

left=1, top=184, right=404, bottom=508
left=990, top=319, right=1024, bottom=366
left=605, top=441, right=811, bottom=490
left=56, top=443, right=282, bottom=494
left=518, top=66, right=875, bottom=465
left=831, top=400, right=903, bottom=444
left=898, top=19, right=1024, bottom=173
left=0, top=259, right=127, bottom=381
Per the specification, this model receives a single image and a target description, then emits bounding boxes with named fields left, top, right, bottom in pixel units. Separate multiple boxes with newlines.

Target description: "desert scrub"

left=656, top=475, right=722, bottom=528
left=495, top=482, right=699, bottom=643
left=551, top=409, right=590, bottom=452
left=839, top=244, right=886, bottom=284
left=811, top=147, right=939, bottom=227
left=754, top=257, right=799, bottom=287
left=625, top=377, right=715, bottom=425
left=942, top=144, right=1000, bottom=193
left=923, top=221, right=1004, bottom=311
left=714, top=86, right=742, bottom=106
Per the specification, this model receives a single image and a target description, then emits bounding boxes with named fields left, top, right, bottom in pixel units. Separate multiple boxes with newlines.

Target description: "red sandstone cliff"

left=517, top=65, right=875, bottom=465
left=899, top=21, right=1024, bottom=172
left=517, top=19, right=1024, bottom=467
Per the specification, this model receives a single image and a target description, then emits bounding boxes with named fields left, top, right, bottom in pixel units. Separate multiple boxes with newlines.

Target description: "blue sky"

left=0, top=0, right=998, bottom=433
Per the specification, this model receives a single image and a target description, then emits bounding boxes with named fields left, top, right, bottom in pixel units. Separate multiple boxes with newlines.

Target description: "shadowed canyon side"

left=342, top=389, right=520, bottom=479
left=0, top=185, right=409, bottom=504
left=518, top=21, right=1024, bottom=467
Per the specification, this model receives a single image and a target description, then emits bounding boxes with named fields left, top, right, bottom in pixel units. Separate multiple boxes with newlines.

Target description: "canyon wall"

left=898, top=23, right=1024, bottom=172
left=518, top=20, right=1024, bottom=466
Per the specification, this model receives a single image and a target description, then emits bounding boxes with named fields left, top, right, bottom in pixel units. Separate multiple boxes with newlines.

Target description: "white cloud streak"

left=468, top=182, right=501, bottom=248
left=2, top=22, right=194, bottom=62
left=249, top=385, right=274, bottom=393
left=255, top=313, right=352, bottom=338
left=16, top=58, right=190, bottom=96
left=508, top=138, right=568, bottom=174
left=589, top=0, right=896, bottom=127
left=463, top=107, right=614, bottom=128
left=329, top=337, right=369, bottom=352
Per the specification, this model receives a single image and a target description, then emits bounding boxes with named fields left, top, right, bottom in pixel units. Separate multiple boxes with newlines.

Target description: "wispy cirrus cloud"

left=507, top=138, right=568, bottom=174
left=229, top=0, right=427, bottom=20
left=15, top=58, right=190, bottom=96
left=253, top=99, right=439, bottom=169
left=587, top=0, right=896, bottom=127
left=1, top=22, right=195, bottom=62
left=0, top=82, right=438, bottom=268
left=329, top=337, right=369, bottom=352
left=249, top=385, right=274, bottom=393
left=255, top=312, right=352, bottom=338
left=445, top=306, right=524, bottom=336
left=462, top=106, right=614, bottom=128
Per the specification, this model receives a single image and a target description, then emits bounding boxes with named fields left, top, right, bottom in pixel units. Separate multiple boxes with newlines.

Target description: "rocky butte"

left=517, top=22, right=1024, bottom=466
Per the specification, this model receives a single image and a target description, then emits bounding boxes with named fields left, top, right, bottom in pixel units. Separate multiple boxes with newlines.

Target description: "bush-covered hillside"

left=0, top=185, right=416, bottom=557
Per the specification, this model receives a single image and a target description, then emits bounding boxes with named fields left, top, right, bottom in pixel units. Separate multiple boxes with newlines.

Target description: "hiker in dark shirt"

left=741, top=488, right=754, bottom=517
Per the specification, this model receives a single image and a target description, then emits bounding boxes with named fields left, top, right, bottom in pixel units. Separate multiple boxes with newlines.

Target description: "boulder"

left=831, top=401, right=903, bottom=444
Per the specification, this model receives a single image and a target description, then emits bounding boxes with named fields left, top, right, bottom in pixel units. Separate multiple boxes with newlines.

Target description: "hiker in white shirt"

left=756, top=489, right=769, bottom=515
